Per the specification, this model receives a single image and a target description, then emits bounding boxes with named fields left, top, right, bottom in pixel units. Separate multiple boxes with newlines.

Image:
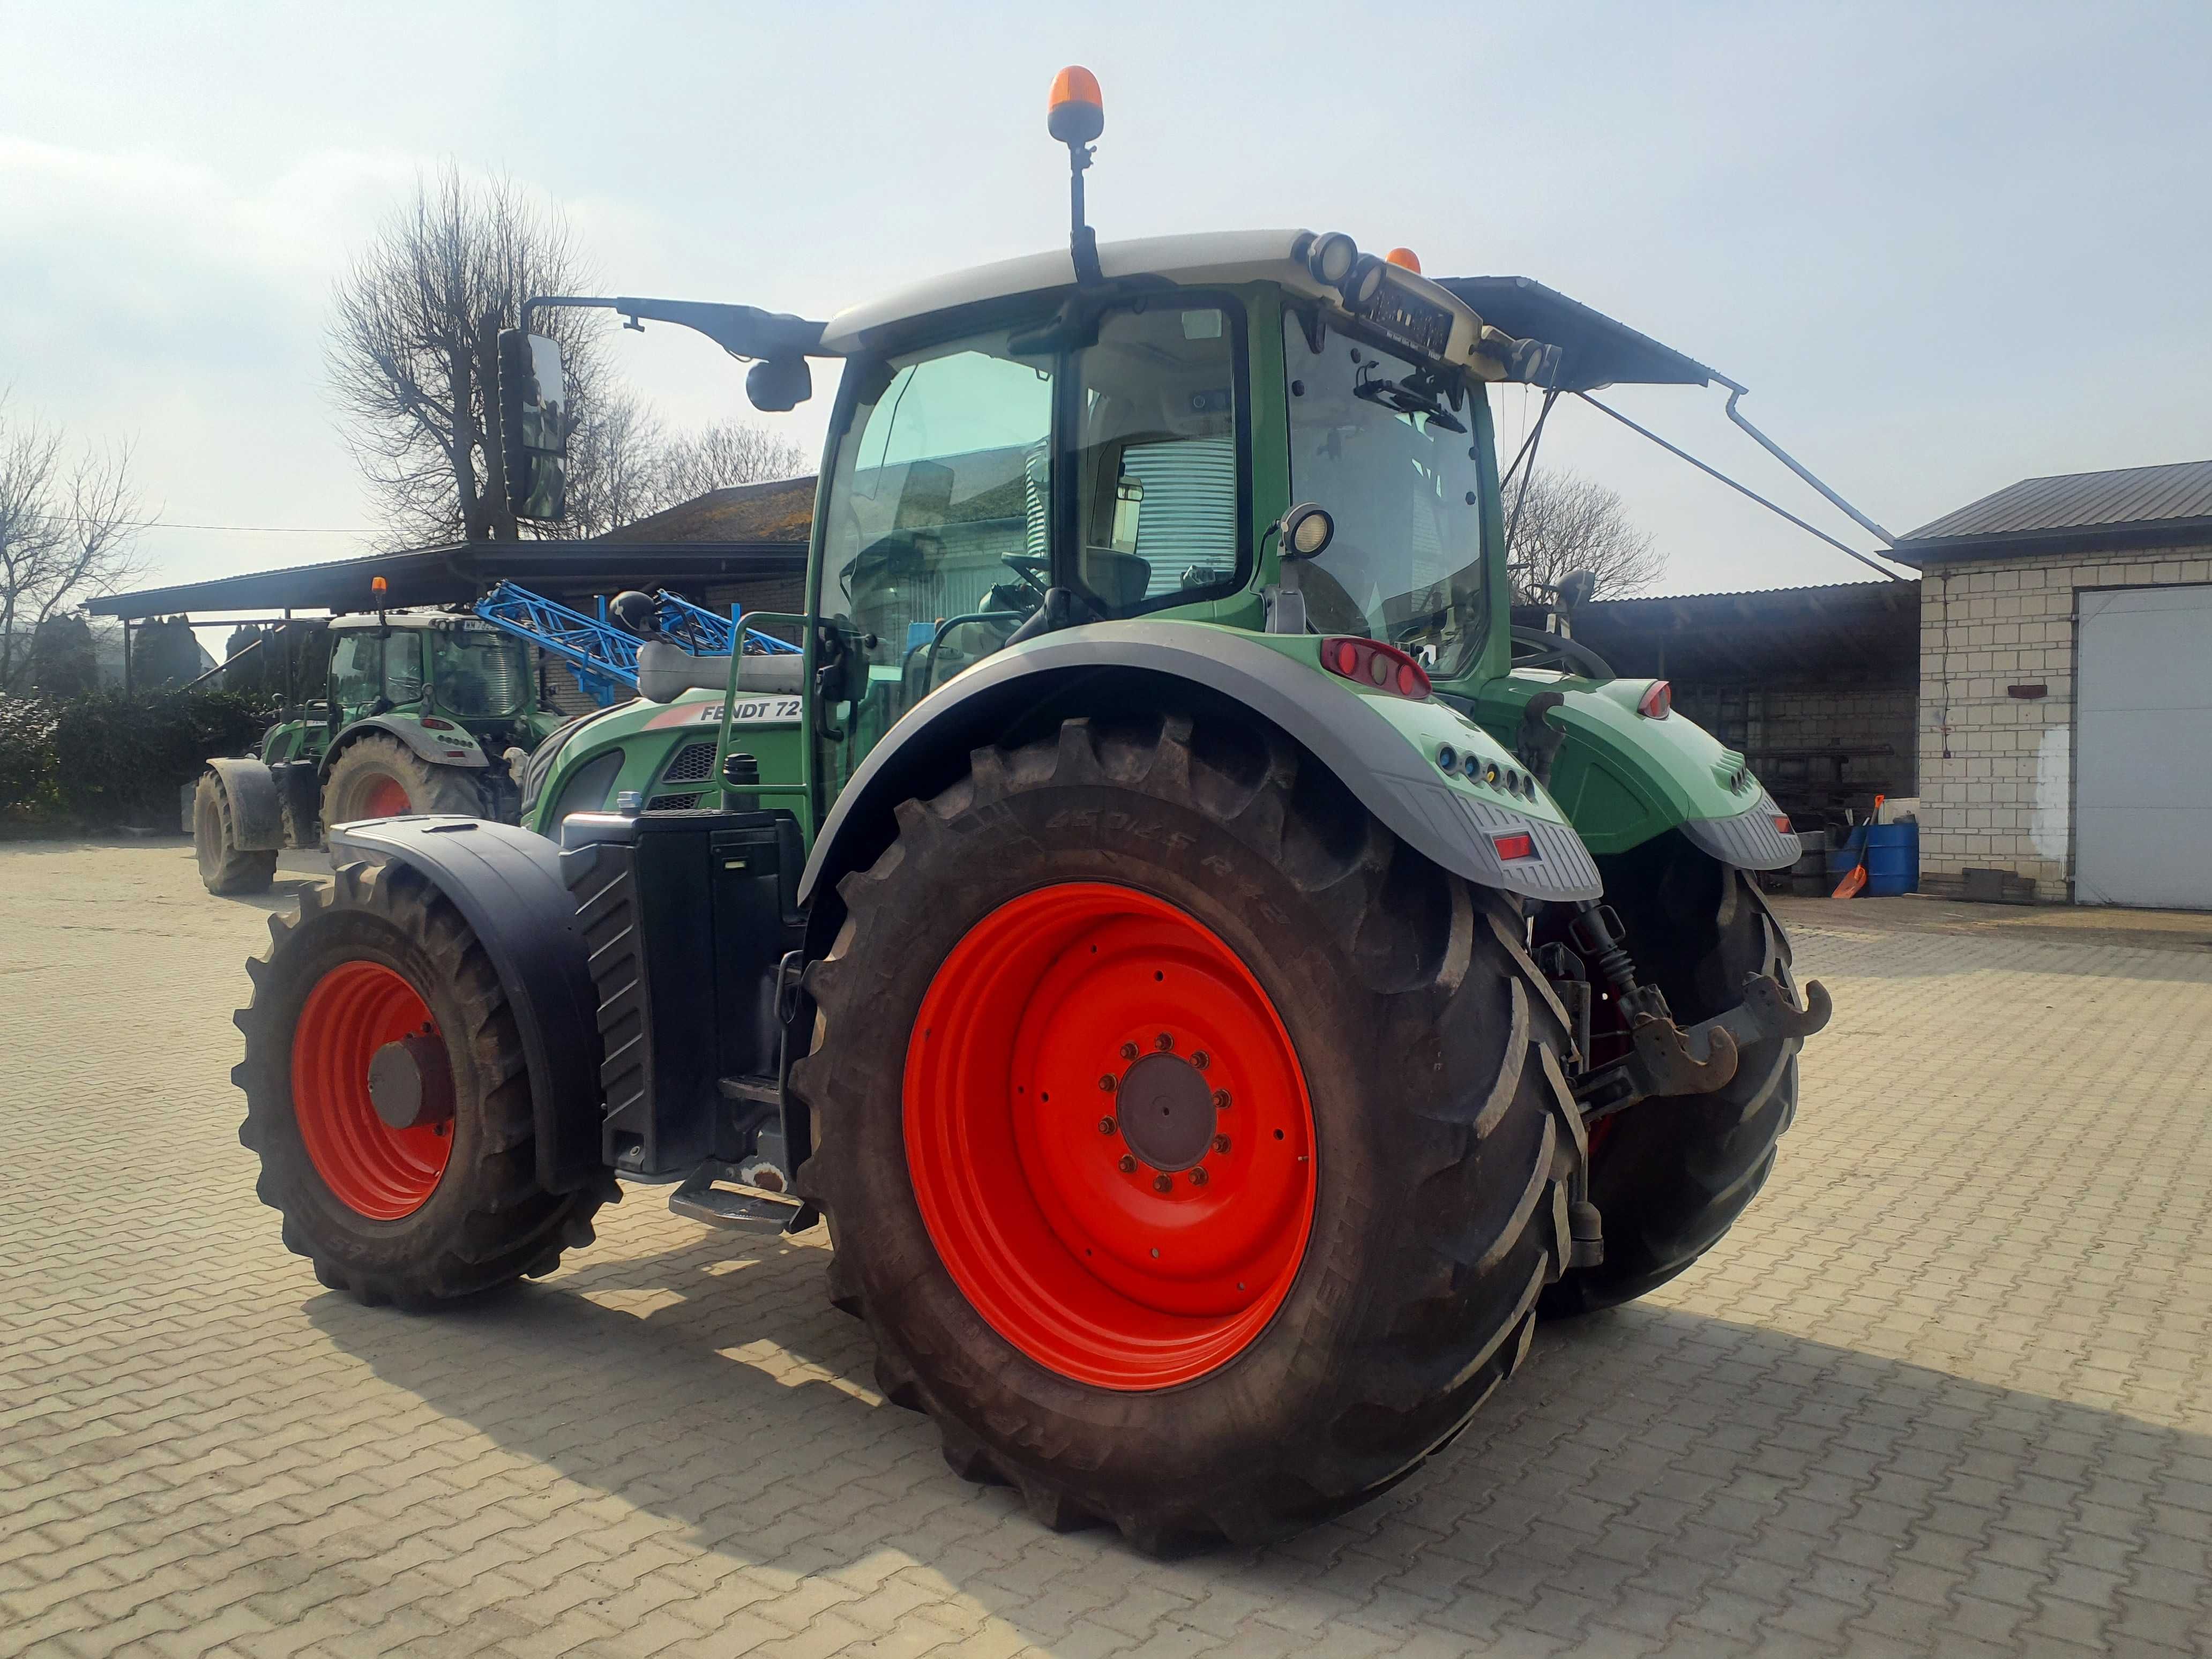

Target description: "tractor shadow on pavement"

left=307, top=1225, right=2212, bottom=1652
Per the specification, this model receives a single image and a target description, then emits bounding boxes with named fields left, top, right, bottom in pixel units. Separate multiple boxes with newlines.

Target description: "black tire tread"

left=322, top=734, right=487, bottom=825
left=233, top=860, right=613, bottom=1305
left=794, top=711, right=1582, bottom=1553
left=195, top=769, right=278, bottom=895
left=1541, top=852, right=1803, bottom=1318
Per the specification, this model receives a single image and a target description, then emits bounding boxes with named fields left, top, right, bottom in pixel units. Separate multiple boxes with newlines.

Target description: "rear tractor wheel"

left=193, top=769, right=276, bottom=895
left=1541, top=833, right=1806, bottom=1317
left=322, top=734, right=484, bottom=827
left=794, top=712, right=1585, bottom=1552
left=233, top=860, right=612, bottom=1305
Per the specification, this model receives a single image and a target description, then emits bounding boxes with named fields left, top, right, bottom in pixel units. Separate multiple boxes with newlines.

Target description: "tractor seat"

left=1082, top=548, right=1153, bottom=609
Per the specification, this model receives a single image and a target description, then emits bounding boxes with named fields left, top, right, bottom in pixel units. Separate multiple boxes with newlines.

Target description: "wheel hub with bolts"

left=1110, top=1050, right=1216, bottom=1171
left=903, top=881, right=1317, bottom=1388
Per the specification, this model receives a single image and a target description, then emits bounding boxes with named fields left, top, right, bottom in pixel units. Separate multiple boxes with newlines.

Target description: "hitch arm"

left=1575, top=972, right=1831, bottom=1123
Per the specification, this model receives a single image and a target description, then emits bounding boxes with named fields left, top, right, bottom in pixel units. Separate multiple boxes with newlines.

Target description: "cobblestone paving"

left=4, top=840, right=2210, bottom=1658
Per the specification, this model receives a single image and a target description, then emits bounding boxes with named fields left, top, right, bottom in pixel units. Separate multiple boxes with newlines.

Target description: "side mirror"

left=498, top=330, right=569, bottom=521
left=746, top=356, right=812, bottom=413
left=1276, top=502, right=1335, bottom=561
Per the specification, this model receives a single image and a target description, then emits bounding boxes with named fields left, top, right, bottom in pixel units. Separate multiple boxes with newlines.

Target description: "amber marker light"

left=1385, top=248, right=1422, bottom=273
left=1048, top=66, right=1104, bottom=144
left=370, top=576, right=388, bottom=595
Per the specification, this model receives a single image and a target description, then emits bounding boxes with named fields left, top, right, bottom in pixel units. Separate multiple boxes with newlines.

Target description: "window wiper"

left=1351, top=371, right=1467, bottom=433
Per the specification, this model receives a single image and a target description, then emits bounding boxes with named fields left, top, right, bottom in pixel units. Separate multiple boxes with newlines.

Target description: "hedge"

left=0, top=689, right=279, bottom=831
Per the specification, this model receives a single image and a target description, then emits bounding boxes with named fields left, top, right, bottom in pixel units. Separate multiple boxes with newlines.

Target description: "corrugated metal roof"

left=1902, top=459, right=2212, bottom=545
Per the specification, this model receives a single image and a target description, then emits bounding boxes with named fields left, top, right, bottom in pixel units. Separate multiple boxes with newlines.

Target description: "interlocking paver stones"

left=4, top=842, right=2211, bottom=1657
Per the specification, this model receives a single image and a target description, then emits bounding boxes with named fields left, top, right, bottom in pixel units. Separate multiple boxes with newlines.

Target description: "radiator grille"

left=661, top=740, right=718, bottom=785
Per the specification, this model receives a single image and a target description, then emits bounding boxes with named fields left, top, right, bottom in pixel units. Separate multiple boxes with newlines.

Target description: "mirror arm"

left=522, top=294, right=829, bottom=361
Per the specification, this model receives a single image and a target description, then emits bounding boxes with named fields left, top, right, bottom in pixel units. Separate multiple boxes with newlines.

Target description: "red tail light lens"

left=1637, top=680, right=1672, bottom=719
left=1773, top=815, right=1793, bottom=834
left=1320, top=637, right=1431, bottom=700
left=1492, top=832, right=1537, bottom=862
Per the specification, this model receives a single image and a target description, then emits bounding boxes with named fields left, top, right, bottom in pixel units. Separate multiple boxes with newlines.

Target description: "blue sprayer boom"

left=471, top=580, right=798, bottom=706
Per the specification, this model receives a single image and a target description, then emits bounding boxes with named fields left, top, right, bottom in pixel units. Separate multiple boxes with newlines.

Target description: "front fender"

left=324, top=714, right=490, bottom=775
left=325, top=816, right=602, bottom=1194
left=1471, top=675, right=1802, bottom=870
left=799, top=621, right=1602, bottom=909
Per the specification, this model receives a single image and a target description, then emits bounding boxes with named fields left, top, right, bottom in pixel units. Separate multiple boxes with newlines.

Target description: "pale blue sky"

left=2, top=1, right=2206, bottom=604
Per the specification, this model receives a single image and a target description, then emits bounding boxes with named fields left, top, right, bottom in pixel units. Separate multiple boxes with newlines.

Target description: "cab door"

left=327, top=632, right=384, bottom=724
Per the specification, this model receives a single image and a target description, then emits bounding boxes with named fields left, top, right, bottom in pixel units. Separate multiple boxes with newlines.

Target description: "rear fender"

left=1471, top=675, right=1803, bottom=871
left=324, top=714, right=490, bottom=776
left=798, top=621, right=1603, bottom=916
left=203, top=758, right=287, bottom=852
left=325, top=816, right=602, bottom=1194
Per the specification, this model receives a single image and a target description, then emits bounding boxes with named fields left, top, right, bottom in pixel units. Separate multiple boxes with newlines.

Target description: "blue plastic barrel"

left=1824, top=824, right=1919, bottom=895
left=1863, top=824, right=1918, bottom=896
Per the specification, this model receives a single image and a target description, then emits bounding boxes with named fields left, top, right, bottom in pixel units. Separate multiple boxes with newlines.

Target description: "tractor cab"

left=805, top=230, right=1516, bottom=797
left=324, top=613, right=537, bottom=752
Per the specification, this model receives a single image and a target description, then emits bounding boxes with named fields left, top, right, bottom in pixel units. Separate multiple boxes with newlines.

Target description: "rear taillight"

left=1637, top=680, right=1672, bottom=719
left=1773, top=814, right=1793, bottom=834
left=1321, top=637, right=1431, bottom=700
left=1492, top=832, right=1537, bottom=862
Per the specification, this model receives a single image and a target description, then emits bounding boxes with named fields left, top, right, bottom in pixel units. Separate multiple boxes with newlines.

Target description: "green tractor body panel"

left=522, top=689, right=808, bottom=834
left=1469, top=672, right=1766, bottom=856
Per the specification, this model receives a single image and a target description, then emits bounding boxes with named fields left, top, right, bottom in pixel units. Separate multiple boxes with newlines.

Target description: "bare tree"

left=1506, top=466, right=1663, bottom=605
left=0, top=400, right=144, bottom=694
left=653, top=420, right=810, bottom=505
left=327, top=166, right=618, bottom=547
left=563, top=391, right=667, bottom=539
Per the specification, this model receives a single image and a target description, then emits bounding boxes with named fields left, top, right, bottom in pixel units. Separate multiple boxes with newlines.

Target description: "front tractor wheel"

left=233, top=861, right=611, bottom=1305
left=322, top=734, right=484, bottom=827
left=794, top=714, right=1583, bottom=1552
left=193, top=769, right=276, bottom=895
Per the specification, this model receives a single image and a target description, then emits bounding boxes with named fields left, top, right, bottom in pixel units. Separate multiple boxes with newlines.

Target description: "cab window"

left=818, top=331, right=1054, bottom=771
left=384, top=632, right=424, bottom=705
left=329, top=633, right=382, bottom=720
left=1072, top=302, right=1243, bottom=614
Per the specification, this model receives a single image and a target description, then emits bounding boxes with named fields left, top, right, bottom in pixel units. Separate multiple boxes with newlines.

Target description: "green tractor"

left=232, top=72, right=1833, bottom=1551
left=194, top=610, right=557, bottom=894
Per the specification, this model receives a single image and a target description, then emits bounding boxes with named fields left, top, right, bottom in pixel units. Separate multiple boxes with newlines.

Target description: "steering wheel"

left=1510, top=625, right=1614, bottom=680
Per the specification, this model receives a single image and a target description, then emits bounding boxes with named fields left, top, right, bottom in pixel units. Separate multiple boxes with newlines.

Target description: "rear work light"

left=1321, top=636, right=1431, bottom=700
left=1636, top=680, right=1672, bottom=719
left=1491, top=832, right=1538, bottom=862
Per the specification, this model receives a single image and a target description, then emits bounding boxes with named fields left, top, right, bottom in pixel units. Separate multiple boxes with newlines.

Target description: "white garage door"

left=2075, top=585, right=2212, bottom=909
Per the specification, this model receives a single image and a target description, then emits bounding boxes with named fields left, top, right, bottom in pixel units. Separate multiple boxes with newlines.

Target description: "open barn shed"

left=88, top=476, right=817, bottom=712
left=1572, top=580, right=1922, bottom=828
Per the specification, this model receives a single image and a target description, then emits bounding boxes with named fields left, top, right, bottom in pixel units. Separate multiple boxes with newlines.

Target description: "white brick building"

left=1895, top=460, right=2212, bottom=908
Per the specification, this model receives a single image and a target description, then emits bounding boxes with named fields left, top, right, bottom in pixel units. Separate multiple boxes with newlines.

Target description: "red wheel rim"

left=904, top=884, right=1317, bottom=1389
left=292, top=961, right=453, bottom=1219
left=358, top=775, right=412, bottom=819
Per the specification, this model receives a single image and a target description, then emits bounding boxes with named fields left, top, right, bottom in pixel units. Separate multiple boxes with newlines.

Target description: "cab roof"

left=823, top=228, right=1449, bottom=353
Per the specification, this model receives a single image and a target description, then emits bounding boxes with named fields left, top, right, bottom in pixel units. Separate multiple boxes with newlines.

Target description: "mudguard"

left=325, top=815, right=602, bottom=1194
left=324, top=714, right=490, bottom=773
left=203, top=757, right=287, bottom=852
left=799, top=621, right=1603, bottom=909
left=1473, top=676, right=1804, bottom=871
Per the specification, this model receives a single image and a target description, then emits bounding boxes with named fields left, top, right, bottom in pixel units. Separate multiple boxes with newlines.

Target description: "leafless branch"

left=0, top=398, right=145, bottom=693
left=1507, top=466, right=1665, bottom=605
